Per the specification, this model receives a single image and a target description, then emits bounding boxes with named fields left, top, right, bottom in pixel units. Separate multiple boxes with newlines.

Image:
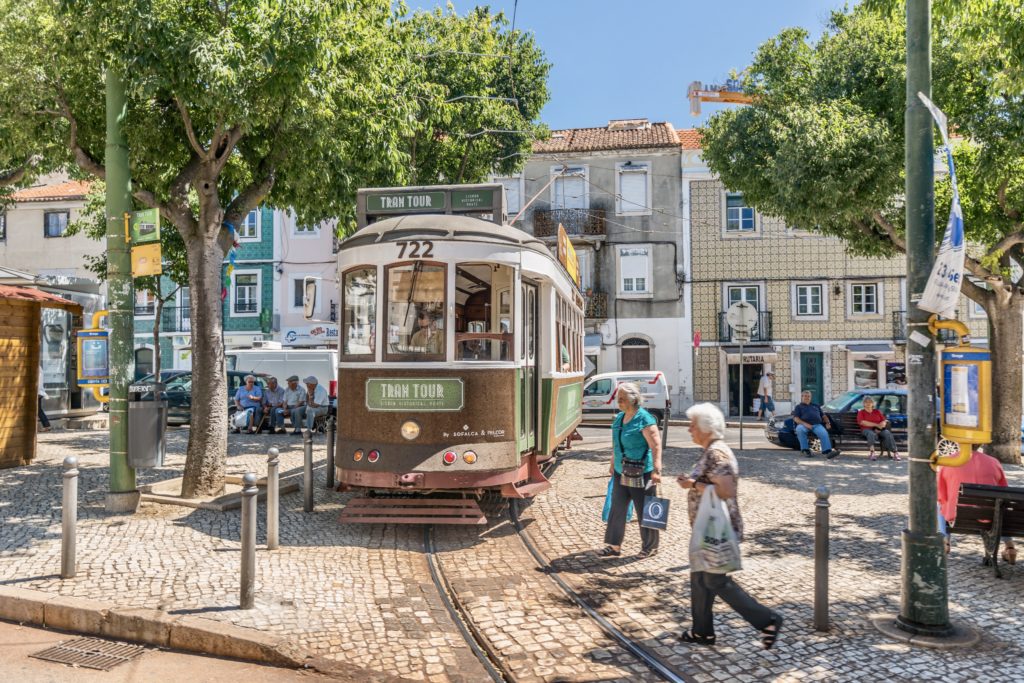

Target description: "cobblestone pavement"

left=3, top=428, right=1023, bottom=682
left=521, top=434, right=1024, bottom=682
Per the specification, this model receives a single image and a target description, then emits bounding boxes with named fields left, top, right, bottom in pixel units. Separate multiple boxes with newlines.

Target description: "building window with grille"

left=233, top=271, right=260, bottom=316
left=617, top=244, right=652, bottom=298
left=616, top=161, right=651, bottom=216
left=135, top=290, right=156, bottom=317
left=849, top=282, right=881, bottom=316
left=792, top=282, right=827, bottom=320
left=238, top=210, right=259, bottom=240
left=43, top=210, right=69, bottom=238
left=724, top=192, right=756, bottom=234
left=550, top=166, right=588, bottom=210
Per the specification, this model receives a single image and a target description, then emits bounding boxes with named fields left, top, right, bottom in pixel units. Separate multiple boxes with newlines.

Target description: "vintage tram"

left=325, top=184, right=584, bottom=523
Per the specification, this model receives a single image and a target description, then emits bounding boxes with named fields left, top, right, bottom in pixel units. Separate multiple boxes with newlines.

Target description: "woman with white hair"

left=677, top=402, right=783, bottom=650
left=597, top=382, right=663, bottom=559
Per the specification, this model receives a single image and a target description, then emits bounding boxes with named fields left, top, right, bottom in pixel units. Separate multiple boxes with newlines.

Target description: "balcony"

left=584, top=290, right=608, bottom=319
left=718, top=311, right=773, bottom=343
left=234, top=301, right=258, bottom=315
left=533, top=208, right=606, bottom=239
left=892, top=310, right=958, bottom=344
left=135, top=306, right=193, bottom=332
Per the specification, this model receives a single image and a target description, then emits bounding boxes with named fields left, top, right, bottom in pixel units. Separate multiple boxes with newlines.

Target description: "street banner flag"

left=918, top=93, right=964, bottom=318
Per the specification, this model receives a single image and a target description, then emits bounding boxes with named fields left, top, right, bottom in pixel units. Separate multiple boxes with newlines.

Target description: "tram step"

left=338, top=497, right=487, bottom=525
left=499, top=479, right=550, bottom=499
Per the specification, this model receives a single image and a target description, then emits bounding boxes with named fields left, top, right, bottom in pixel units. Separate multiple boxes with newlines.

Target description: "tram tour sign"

left=365, top=378, right=465, bottom=412
left=357, top=183, right=507, bottom=228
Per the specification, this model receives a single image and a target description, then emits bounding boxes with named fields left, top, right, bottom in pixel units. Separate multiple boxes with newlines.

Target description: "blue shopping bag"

left=601, top=477, right=634, bottom=522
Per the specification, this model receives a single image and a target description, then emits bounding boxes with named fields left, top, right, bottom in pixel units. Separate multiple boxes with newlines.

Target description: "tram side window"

left=554, top=295, right=583, bottom=373
left=454, top=263, right=514, bottom=361
left=341, top=267, right=376, bottom=359
left=385, top=263, right=446, bottom=361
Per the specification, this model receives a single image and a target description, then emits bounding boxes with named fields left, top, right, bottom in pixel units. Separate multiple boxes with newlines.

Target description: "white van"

left=226, top=348, right=338, bottom=393
left=581, top=371, right=671, bottom=425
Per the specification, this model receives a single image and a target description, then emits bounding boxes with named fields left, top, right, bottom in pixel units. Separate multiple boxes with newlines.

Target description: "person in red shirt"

left=936, top=449, right=1016, bottom=564
left=856, top=397, right=900, bottom=461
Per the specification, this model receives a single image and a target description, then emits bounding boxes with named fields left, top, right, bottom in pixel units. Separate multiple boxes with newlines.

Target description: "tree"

left=699, top=5, right=1024, bottom=464
left=0, top=0, right=550, bottom=494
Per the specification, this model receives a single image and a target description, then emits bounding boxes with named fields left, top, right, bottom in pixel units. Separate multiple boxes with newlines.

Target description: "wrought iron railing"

left=533, top=208, right=606, bottom=238
left=584, top=291, right=608, bottom=319
left=718, top=311, right=773, bottom=343
left=234, top=301, right=258, bottom=314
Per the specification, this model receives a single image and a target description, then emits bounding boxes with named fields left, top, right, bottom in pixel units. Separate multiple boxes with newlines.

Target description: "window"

left=44, top=210, right=69, bottom=238
left=454, top=263, right=514, bottom=362
left=233, top=271, right=260, bottom=316
left=584, top=378, right=612, bottom=396
left=178, top=288, right=191, bottom=331
left=617, top=245, right=652, bottom=297
left=724, top=193, right=755, bottom=233
left=969, top=299, right=987, bottom=319
left=793, top=283, right=827, bottom=320
left=0, top=211, right=6, bottom=241
left=293, top=222, right=319, bottom=236
left=135, top=290, right=156, bottom=317
left=553, top=293, right=582, bottom=372
left=341, top=267, right=376, bottom=359
left=551, top=166, right=588, bottom=210
left=852, top=359, right=880, bottom=389
left=616, top=162, right=651, bottom=215
left=384, top=262, right=446, bottom=361
left=495, top=176, right=523, bottom=216
left=725, top=284, right=762, bottom=340
left=135, top=348, right=154, bottom=378
left=291, top=276, right=319, bottom=313
left=850, top=282, right=881, bottom=316
left=238, top=210, right=259, bottom=240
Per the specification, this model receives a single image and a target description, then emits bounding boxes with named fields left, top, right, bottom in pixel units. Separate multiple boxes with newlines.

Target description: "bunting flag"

left=221, top=221, right=240, bottom=302
left=917, top=93, right=965, bottom=318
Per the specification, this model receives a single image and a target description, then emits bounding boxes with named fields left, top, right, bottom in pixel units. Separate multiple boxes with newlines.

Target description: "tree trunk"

left=180, top=229, right=229, bottom=497
left=985, top=292, right=1023, bottom=465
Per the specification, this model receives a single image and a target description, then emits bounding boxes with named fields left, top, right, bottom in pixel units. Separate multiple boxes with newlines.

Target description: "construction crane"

left=687, top=79, right=754, bottom=116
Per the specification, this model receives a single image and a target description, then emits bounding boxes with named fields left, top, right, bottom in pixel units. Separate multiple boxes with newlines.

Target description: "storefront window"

left=385, top=263, right=446, bottom=361
left=341, top=267, right=376, bottom=359
left=853, top=359, right=880, bottom=389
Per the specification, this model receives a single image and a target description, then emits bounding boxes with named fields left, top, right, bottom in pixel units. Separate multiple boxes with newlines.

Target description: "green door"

left=800, top=352, right=824, bottom=405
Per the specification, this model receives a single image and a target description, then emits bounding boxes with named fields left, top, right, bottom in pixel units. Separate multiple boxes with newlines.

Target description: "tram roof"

left=339, top=214, right=552, bottom=256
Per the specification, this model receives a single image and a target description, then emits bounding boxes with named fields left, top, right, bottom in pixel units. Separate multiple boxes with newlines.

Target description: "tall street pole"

left=105, top=68, right=139, bottom=513
left=898, top=0, right=950, bottom=635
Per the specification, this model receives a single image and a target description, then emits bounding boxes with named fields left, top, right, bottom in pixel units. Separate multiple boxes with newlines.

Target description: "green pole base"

left=106, top=491, right=141, bottom=514
left=897, top=528, right=951, bottom=634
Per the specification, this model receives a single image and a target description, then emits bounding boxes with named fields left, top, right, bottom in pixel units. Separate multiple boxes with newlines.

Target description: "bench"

left=829, top=412, right=907, bottom=454
left=951, top=483, right=1024, bottom=578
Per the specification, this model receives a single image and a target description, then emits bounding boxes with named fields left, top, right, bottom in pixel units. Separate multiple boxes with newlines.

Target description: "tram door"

left=520, top=282, right=539, bottom=451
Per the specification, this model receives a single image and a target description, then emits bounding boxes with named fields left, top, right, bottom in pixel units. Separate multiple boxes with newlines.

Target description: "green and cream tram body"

left=332, top=186, right=584, bottom=500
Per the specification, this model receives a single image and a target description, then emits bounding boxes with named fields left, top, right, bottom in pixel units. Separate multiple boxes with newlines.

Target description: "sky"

left=411, top=0, right=855, bottom=130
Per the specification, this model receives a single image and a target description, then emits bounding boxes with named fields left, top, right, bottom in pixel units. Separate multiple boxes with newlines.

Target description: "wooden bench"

left=951, top=483, right=1024, bottom=578
left=829, top=412, right=907, bottom=453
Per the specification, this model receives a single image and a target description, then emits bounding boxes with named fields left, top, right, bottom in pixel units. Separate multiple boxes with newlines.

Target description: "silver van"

left=581, top=371, right=671, bottom=425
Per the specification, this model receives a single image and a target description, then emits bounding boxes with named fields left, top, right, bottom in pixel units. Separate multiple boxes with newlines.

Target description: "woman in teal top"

left=598, top=382, right=663, bottom=559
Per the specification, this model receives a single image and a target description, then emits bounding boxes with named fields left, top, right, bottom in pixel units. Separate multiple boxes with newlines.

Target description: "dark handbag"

left=617, top=424, right=647, bottom=488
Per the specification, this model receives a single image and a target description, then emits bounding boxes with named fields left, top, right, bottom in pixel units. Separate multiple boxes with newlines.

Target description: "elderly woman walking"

left=677, top=402, right=783, bottom=649
left=597, top=382, right=663, bottom=559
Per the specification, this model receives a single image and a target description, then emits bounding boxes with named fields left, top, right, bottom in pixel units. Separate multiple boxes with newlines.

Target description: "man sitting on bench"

left=937, top=447, right=1017, bottom=564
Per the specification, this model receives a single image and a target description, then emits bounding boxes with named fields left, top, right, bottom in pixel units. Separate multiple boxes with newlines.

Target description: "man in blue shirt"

left=792, top=390, right=841, bottom=459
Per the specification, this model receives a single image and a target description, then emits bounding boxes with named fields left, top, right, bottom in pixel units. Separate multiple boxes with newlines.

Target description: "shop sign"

left=726, top=351, right=778, bottom=363
left=283, top=324, right=339, bottom=345
left=366, top=191, right=446, bottom=213
left=366, top=378, right=464, bottom=411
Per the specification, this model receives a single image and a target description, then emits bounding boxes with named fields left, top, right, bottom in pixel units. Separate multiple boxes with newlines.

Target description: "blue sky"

left=411, top=0, right=854, bottom=130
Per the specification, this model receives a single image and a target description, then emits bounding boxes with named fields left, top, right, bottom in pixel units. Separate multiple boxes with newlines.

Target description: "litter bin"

left=128, top=382, right=168, bottom=468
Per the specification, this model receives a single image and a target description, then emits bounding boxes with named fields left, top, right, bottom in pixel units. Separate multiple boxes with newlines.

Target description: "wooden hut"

left=0, top=285, right=82, bottom=468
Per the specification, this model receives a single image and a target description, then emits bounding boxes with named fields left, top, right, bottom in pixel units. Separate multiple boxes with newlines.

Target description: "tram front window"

left=455, top=263, right=514, bottom=362
left=385, top=262, right=446, bottom=361
left=341, top=267, right=376, bottom=359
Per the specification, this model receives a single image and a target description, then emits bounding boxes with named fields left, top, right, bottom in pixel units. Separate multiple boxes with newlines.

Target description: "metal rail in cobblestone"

left=423, top=526, right=511, bottom=683
left=508, top=500, right=694, bottom=683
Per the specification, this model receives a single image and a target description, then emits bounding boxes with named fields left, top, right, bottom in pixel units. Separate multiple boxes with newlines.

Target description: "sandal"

left=637, top=548, right=658, bottom=559
left=761, top=613, right=783, bottom=650
left=596, top=546, right=621, bottom=559
left=1003, top=546, right=1018, bottom=565
left=869, top=449, right=877, bottom=461
left=678, top=630, right=716, bottom=646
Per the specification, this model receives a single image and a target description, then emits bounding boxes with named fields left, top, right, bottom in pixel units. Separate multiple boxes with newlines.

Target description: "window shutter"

left=619, top=167, right=648, bottom=212
left=555, top=173, right=586, bottom=209
left=499, top=178, right=521, bottom=214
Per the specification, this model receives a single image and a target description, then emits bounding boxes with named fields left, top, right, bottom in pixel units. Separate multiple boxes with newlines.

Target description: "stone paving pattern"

left=521, top=440, right=1024, bottom=682
left=2, top=428, right=1023, bottom=682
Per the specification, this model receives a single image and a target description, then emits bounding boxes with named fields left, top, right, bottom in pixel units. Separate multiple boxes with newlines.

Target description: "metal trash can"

left=128, top=382, right=168, bottom=468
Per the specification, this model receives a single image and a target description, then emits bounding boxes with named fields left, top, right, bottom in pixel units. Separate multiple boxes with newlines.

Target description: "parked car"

left=765, top=389, right=908, bottom=450
left=580, top=371, right=672, bottom=426
left=138, top=371, right=269, bottom=426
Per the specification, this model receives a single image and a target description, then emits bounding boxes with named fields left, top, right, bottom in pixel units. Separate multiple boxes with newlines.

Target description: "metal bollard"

left=240, top=472, right=257, bottom=609
left=303, top=429, right=314, bottom=513
left=61, top=456, right=78, bottom=579
left=814, top=485, right=831, bottom=632
left=325, top=417, right=336, bottom=490
left=267, top=448, right=280, bottom=550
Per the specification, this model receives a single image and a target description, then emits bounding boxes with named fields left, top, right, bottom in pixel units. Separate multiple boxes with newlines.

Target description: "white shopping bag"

left=233, top=410, right=251, bottom=430
left=689, top=486, right=742, bottom=574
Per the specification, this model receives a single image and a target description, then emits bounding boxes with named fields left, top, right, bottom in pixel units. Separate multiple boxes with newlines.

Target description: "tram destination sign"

left=366, top=378, right=465, bottom=412
left=365, top=191, right=445, bottom=213
left=357, top=184, right=506, bottom=227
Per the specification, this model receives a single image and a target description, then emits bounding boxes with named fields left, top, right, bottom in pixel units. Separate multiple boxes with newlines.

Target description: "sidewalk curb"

left=0, top=585, right=309, bottom=668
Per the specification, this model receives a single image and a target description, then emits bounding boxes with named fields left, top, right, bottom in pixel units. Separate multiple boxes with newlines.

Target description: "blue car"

left=765, top=389, right=908, bottom=450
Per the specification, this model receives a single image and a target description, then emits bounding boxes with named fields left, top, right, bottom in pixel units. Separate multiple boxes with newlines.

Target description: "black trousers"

left=604, top=472, right=659, bottom=553
left=37, top=397, right=50, bottom=429
left=690, top=570, right=774, bottom=637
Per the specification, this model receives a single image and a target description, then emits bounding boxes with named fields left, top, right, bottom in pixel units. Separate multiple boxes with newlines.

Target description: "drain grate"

left=30, top=637, right=146, bottom=671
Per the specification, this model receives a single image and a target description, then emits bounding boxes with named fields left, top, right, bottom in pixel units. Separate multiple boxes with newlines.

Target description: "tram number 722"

left=396, top=240, right=434, bottom=259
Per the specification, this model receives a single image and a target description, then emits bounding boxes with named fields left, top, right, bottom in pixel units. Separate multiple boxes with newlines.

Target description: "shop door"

left=728, top=363, right=763, bottom=417
left=621, top=338, right=650, bottom=371
left=800, top=352, right=824, bottom=405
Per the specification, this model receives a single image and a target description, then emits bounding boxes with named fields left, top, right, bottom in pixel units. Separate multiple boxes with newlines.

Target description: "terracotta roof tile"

left=11, top=180, right=91, bottom=202
left=678, top=128, right=702, bottom=150
left=533, top=121, right=684, bottom=154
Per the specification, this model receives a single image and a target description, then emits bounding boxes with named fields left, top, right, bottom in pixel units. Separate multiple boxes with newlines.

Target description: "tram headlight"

left=462, top=450, right=477, bottom=464
left=400, top=420, right=421, bottom=441
left=353, top=449, right=364, bottom=462
left=442, top=451, right=457, bottom=466
left=367, top=449, right=381, bottom=463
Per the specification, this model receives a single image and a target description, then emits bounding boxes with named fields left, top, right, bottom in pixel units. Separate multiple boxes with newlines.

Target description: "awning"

left=846, top=343, right=895, bottom=360
left=724, top=345, right=778, bottom=364
left=584, top=333, right=602, bottom=354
